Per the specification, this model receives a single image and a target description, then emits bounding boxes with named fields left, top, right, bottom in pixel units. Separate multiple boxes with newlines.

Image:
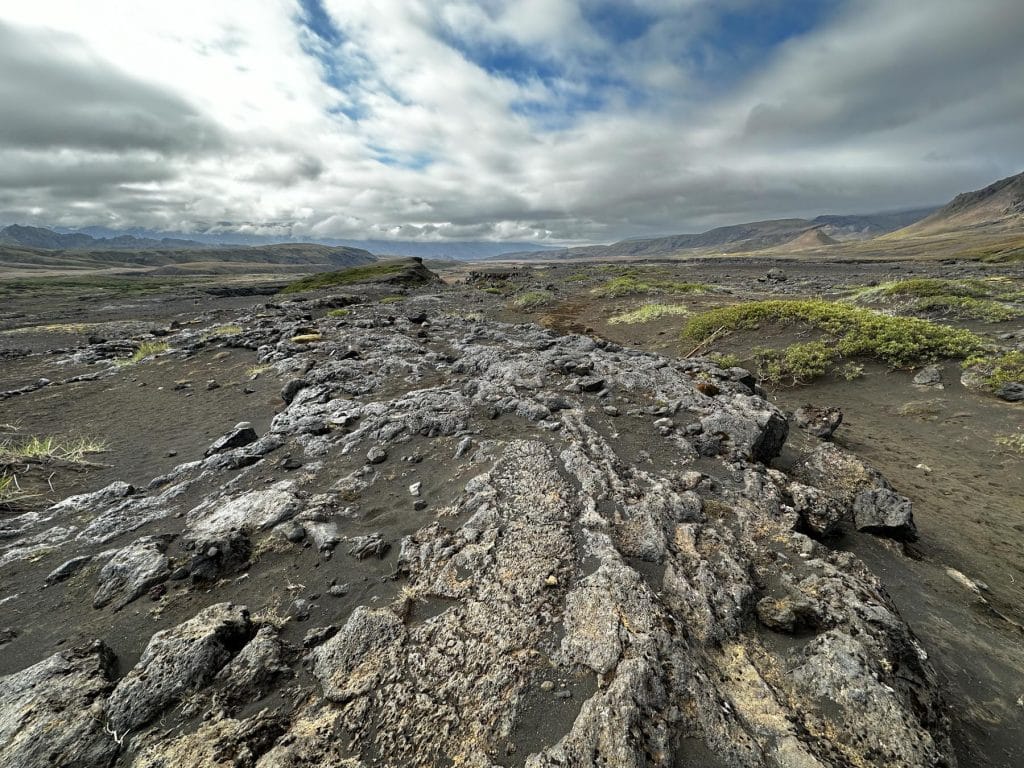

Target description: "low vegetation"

left=681, top=299, right=984, bottom=384
left=593, top=276, right=708, bottom=298
left=512, top=290, right=554, bottom=310
left=608, top=303, right=690, bottom=325
left=964, top=349, right=1024, bottom=390
left=280, top=261, right=411, bottom=294
left=379, top=295, right=405, bottom=304
left=849, top=278, right=1023, bottom=322
left=325, top=308, right=350, bottom=317
left=116, top=340, right=169, bottom=366
left=203, top=323, right=242, bottom=339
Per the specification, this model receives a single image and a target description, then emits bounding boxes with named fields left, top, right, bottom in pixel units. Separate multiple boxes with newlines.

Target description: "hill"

left=494, top=209, right=933, bottom=261
left=895, top=171, right=1024, bottom=236
left=0, top=242, right=376, bottom=275
left=783, top=228, right=838, bottom=250
left=0, top=224, right=206, bottom=251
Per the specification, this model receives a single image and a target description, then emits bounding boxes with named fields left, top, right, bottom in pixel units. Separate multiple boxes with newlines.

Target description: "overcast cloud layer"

left=1, top=0, right=1023, bottom=244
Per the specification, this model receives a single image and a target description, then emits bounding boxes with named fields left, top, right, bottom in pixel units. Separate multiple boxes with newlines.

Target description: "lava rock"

left=205, top=422, right=258, bottom=456
left=794, top=405, right=843, bottom=439
left=854, top=487, right=918, bottom=539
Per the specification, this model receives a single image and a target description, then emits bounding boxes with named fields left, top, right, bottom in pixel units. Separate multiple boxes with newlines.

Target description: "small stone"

left=544, top=574, right=559, bottom=587
left=366, top=446, right=388, bottom=465
left=205, top=379, right=221, bottom=391
left=413, top=499, right=428, bottom=511
left=540, top=680, right=555, bottom=691
left=409, top=481, right=422, bottom=496
left=579, top=376, right=605, bottom=393
left=603, top=405, right=620, bottom=416
left=553, top=689, right=572, bottom=700
left=913, top=365, right=943, bottom=387
left=996, top=382, right=1024, bottom=402
left=328, top=583, right=350, bottom=597
left=794, top=405, right=843, bottom=440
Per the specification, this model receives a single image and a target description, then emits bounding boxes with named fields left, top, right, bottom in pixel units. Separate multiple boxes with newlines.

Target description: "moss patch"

left=592, top=276, right=707, bottom=298
left=964, top=349, right=1024, bottom=390
left=682, top=300, right=983, bottom=382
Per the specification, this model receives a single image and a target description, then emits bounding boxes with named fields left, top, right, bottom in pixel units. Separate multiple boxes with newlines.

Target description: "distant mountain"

left=0, top=238, right=376, bottom=273
left=495, top=208, right=934, bottom=261
left=0, top=224, right=206, bottom=251
left=894, top=171, right=1024, bottom=236
left=811, top=208, right=936, bottom=239
left=53, top=226, right=561, bottom=261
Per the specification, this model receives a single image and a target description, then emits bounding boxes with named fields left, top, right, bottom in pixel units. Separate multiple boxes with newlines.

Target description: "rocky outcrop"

left=0, top=302, right=955, bottom=767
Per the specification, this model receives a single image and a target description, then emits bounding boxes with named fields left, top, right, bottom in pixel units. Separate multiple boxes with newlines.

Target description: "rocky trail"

left=0, top=283, right=968, bottom=767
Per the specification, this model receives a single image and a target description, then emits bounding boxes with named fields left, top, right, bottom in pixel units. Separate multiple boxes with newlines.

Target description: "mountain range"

left=2, top=171, right=1022, bottom=267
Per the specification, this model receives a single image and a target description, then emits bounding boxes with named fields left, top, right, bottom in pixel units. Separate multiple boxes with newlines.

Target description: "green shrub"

left=608, top=303, right=690, bottom=325
left=912, top=295, right=1018, bottom=322
left=753, top=342, right=835, bottom=385
left=682, top=299, right=983, bottom=371
left=964, top=349, right=1024, bottom=389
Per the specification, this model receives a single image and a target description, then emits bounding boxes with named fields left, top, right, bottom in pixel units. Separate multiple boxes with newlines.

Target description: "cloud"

left=0, top=0, right=1022, bottom=242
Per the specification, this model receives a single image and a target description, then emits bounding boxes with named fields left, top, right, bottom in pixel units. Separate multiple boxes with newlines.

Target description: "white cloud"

left=0, top=0, right=1022, bottom=242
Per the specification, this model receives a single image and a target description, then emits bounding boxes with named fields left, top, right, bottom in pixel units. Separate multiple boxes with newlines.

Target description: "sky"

left=1, top=0, right=1023, bottom=245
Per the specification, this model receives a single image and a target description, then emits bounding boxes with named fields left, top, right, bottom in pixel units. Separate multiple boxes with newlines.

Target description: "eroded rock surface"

left=0, top=302, right=955, bottom=767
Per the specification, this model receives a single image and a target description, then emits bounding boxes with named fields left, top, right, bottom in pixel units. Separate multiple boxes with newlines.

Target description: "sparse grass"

left=379, top=295, right=405, bottom=304
left=682, top=300, right=983, bottom=373
left=290, top=333, right=323, bottom=343
left=0, top=474, right=17, bottom=505
left=964, top=349, right=1024, bottom=390
left=279, top=261, right=411, bottom=294
left=512, top=290, right=554, bottom=310
left=481, top=286, right=504, bottom=295
left=0, top=435, right=107, bottom=464
left=116, top=340, right=169, bottom=366
left=246, top=364, right=274, bottom=378
left=1, top=322, right=100, bottom=335
left=592, top=276, right=707, bottom=298
left=326, top=308, right=351, bottom=317
left=209, top=323, right=242, bottom=336
left=608, top=303, right=690, bottom=325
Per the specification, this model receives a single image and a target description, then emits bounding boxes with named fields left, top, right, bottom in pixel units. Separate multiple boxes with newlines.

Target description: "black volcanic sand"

left=1, top=259, right=1023, bottom=766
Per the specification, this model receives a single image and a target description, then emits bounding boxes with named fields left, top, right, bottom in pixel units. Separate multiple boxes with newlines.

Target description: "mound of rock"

left=0, top=301, right=952, bottom=767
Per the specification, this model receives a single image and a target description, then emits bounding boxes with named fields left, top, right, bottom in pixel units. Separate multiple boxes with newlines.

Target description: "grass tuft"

left=608, top=303, right=690, bottom=325
left=512, top=290, right=554, bottom=310
left=326, top=308, right=351, bottom=317
left=116, top=340, right=169, bottom=366
left=0, top=435, right=107, bottom=464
